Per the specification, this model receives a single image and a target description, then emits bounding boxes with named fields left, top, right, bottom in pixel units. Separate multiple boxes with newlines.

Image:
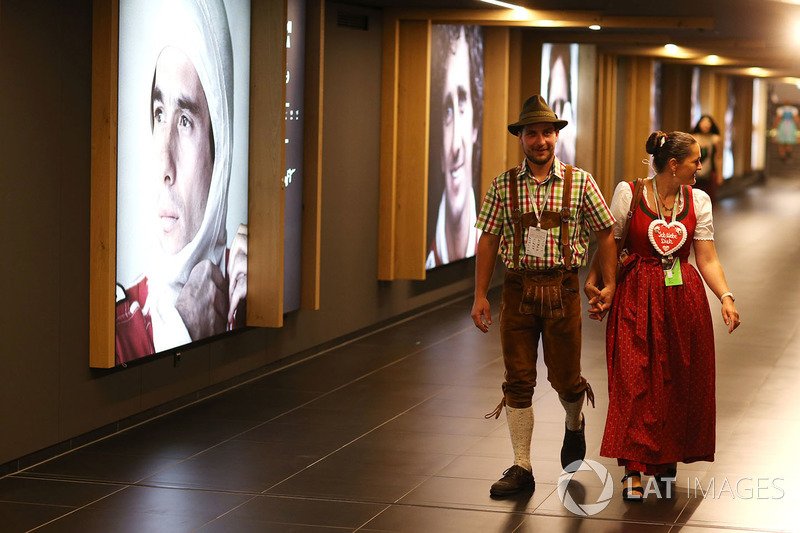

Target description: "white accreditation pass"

left=526, top=226, right=547, bottom=258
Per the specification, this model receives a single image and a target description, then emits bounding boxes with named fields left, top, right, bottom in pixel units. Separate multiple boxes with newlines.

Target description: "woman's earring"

left=672, top=171, right=676, bottom=177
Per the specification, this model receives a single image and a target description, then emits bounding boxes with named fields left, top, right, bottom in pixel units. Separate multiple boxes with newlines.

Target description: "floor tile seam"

left=9, top=472, right=144, bottom=486
left=517, top=509, right=679, bottom=528
left=24, top=484, right=130, bottom=532
left=8, top=473, right=129, bottom=487
left=352, top=499, right=539, bottom=532
left=0, top=499, right=76, bottom=509
left=668, top=518, right=792, bottom=533
left=670, top=485, right=703, bottom=528
left=353, top=499, right=686, bottom=528
left=259, top=388, right=454, bottom=493
left=9, top=473, right=269, bottom=500
left=187, top=494, right=263, bottom=533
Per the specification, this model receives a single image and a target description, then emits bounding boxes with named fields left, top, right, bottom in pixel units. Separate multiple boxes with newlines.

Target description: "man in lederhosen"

left=471, top=95, right=618, bottom=497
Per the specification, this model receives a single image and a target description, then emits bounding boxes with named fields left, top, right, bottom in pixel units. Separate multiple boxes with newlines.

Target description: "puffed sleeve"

left=609, top=181, right=633, bottom=240
left=693, top=188, right=715, bottom=240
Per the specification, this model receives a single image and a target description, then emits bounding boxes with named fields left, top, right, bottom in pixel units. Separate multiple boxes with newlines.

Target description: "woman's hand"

left=721, top=297, right=740, bottom=333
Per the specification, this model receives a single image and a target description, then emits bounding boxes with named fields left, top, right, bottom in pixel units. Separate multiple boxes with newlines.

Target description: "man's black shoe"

left=489, top=465, right=535, bottom=497
left=560, top=415, right=586, bottom=472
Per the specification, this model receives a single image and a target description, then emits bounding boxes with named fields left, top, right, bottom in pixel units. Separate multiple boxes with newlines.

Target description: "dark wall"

left=0, top=0, right=478, bottom=467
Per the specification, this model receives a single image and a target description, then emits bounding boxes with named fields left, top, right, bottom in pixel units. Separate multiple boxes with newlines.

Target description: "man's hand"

left=471, top=297, right=492, bottom=333
left=585, top=281, right=614, bottom=321
left=175, top=259, right=227, bottom=340
left=227, top=224, right=248, bottom=328
left=584, top=282, right=604, bottom=321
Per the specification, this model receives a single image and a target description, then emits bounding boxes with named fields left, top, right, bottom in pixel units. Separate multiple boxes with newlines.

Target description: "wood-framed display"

left=378, top=16, right=511, bottom=280
left=89, top=0, right=322, bottom=368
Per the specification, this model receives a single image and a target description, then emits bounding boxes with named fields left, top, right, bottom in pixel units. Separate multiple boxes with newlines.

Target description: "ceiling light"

left=748, top=67, right=768, bottom=77
left=589, top=24, right=601, bottom=31
left=664, top=43, right=679, bottom=55
left=478, top=0, right=526, bottom=10
left=706, top=54, right=720, bottom=64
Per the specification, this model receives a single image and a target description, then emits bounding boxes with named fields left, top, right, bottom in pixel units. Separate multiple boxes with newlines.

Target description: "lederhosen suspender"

left=509, top=164, right=573, bottom=270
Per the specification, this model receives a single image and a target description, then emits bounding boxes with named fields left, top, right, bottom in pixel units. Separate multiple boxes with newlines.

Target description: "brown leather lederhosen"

left=487, top=164, right=594, bottom=416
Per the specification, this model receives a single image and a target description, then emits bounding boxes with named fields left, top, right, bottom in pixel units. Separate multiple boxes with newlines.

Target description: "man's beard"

left=526, top=145, right=554, bottom=166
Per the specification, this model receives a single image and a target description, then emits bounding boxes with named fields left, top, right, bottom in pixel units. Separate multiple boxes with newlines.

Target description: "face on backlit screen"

left=151, top=46, right=214, bottom=255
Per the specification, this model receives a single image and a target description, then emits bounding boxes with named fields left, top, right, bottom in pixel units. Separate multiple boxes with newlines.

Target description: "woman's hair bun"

left=645, top=131, right=667, bottom=155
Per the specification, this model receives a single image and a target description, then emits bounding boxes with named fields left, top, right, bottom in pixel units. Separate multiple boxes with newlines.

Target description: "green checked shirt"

left=476, top=157, right=615, bottom=270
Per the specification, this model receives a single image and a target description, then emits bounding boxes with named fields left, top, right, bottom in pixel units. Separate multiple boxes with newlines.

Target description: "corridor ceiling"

left=355, top=0, right=800, bottom=80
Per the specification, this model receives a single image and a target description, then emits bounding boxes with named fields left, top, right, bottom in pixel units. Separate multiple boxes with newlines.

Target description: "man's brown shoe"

left=490, top=465, right=535, bottom=497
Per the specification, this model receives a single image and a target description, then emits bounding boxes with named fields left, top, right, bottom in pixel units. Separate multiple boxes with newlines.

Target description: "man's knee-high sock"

left=506, top=405, right=534, bottom=472
left=559, top=393, right=584, bottom=431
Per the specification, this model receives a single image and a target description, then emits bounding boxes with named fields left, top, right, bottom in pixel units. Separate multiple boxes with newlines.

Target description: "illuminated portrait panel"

left=426, top=24, right=484, bottom=270
left=115, top=0, right=251, bottom=364
left=541, top=43, right=579, bottom=165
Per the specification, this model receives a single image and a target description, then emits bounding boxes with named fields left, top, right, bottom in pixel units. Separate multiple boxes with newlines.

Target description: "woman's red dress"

left=601, top=184, right=715, bottom=475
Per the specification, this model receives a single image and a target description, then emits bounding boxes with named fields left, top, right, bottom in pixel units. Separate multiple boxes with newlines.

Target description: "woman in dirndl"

left=773, top=102, right=800, bottom=161
left=584, top=131, right=741, bottom=501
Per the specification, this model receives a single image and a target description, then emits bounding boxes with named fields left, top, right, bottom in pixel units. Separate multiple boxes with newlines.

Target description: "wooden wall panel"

left=248, top=0, right=287, bottom=326
left=732, top=76, right=754, bottom=174
left=89, top=0, right=119, bottom=368
left=393, top=20, right=430, bottom=280
left=482, top=27, right=510, bottom=196
left=505, top=28, right=522, bottom=170
left=575, top=44, right=597, bottom=171
left=712, top=73, right=729, bottom=177
left=660, top=63, right=693, bottom=133
left=301, top=0, right=324, bottom=310
left=595, top=52, right=617, bottom=200
left=506, top=30, right=542, bottom=171
left=698, top=68, right=720, bottom=121
left=622, top=56, right=655, bottom=180
left=519, top=31, right=542, bottom=103
left=377, top=15, right=399, bottom=280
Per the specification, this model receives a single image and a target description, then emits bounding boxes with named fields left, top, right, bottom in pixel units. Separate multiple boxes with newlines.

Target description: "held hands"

left=175, top=259, right=227, bottom=340
left=584, top=281, right=615, bottom=321
left=471, top=297, right=492, bottom=333
left=721, top=298, right=741, bottom=333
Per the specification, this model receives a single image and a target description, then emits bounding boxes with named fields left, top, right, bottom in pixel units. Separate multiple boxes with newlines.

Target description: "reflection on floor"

left=3, top=178, right=800, bottom=532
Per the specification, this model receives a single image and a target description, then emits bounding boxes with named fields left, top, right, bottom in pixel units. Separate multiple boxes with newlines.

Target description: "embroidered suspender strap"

left=560, top=165, right=573, bottom=270
left=508, top=166, right=523, bottom=270
left=617, top=178, right=645, bottom=262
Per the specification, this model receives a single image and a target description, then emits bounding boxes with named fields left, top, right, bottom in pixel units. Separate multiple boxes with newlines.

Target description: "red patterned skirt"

left=601, top=254, right=715, bottom=475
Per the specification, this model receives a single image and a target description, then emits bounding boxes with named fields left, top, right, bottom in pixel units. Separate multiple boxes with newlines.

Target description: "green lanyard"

left=651, top=176, right=682, bottom=222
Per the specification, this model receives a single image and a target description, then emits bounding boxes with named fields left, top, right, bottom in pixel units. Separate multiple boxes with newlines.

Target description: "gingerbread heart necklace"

left=649, top=177, right=687, bottom=263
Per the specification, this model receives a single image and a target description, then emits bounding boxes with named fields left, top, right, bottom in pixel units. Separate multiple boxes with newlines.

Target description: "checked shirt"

left=476, top=157, right=615, bottom=270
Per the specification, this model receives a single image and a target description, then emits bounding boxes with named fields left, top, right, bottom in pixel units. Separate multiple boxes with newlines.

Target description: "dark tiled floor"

left=4, top=178, right=800, bottom=532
